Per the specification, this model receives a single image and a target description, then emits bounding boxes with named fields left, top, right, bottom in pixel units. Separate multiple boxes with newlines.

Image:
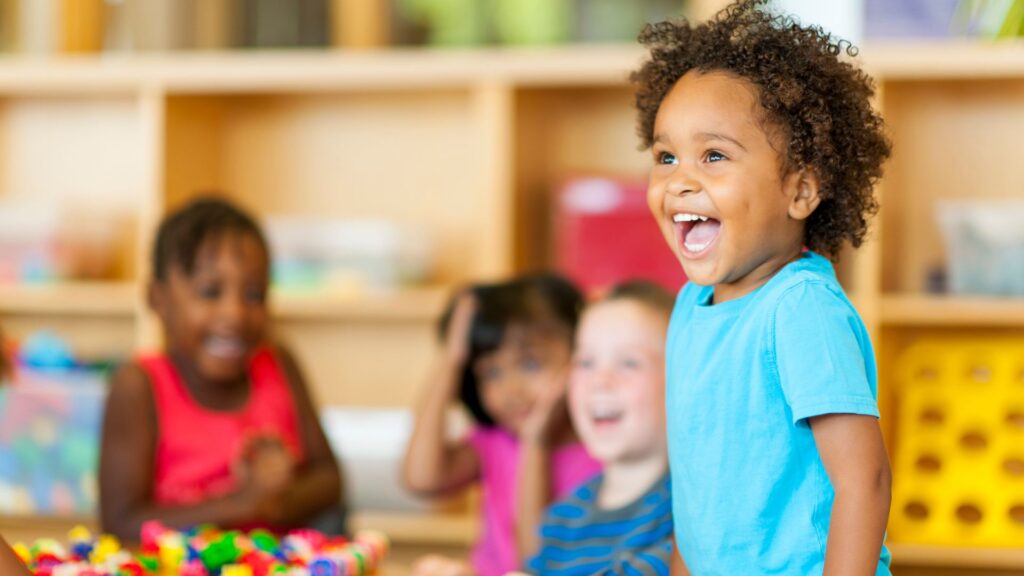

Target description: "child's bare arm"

left=516, top=437, right=548, bottom=561
left=269, top=345, right=343, bottom=526
left=99, top=365, right=262, bottom=541
left=670, top=536, right=690, bottom=576
left=811, top=413, right=891, bottom=576
left=401, top=294, right=480, bottom=496
left=401, top=358, right=480, bottom=496
left=0, top=536, right=29, bottom=575
left=516, top=368, right=569, bottom=560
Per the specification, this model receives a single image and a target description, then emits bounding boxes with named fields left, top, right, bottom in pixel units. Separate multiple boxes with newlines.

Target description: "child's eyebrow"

left=697, top=131, right=747, bottom=151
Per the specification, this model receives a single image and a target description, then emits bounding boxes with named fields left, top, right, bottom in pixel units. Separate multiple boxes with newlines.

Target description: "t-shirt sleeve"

left=772, top=281, right=880, bottom=424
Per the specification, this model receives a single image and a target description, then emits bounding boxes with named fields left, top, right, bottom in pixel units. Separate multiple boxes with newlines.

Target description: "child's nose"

left=218, top=294, right=246, bottom=325
left=591, top=367, right=616, bottom=390
left=667, top=167, right=701, bottom=197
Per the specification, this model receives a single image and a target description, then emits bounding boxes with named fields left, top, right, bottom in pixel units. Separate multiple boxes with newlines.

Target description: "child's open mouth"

left=673, top=212, right=721, bottom=257
left=589, top=405, right=625, bottom=428
left=205, top=335, right=247, bottom=360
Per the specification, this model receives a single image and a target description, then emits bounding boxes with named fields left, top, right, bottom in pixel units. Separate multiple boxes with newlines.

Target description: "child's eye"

left=657, top=151, right=678, bottom=165
left=574, top=357, right=595, bottom=370
left=520, top=357, right=542, bottom=372
left=622, top=358, right=642, bottom=370
left=244, top=287, right=267, bottom=304
left=705, top=150, right=727, bottom=163
left=479, top=366, right=502, bottom=383
left=196, top=284, right=221, bottom=300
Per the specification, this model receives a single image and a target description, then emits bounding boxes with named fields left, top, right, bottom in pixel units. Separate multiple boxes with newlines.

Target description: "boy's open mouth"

left=673, top=212, right=721, bottom=256
left=589, top=405, right=625, bottom=428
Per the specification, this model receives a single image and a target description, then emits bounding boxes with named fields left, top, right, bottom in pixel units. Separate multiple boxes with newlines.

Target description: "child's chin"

left=199, top=360, right=248, bottom=384
left=585, top=444, right=623, bottom=463
left=679, top=262, right=718, bottom=287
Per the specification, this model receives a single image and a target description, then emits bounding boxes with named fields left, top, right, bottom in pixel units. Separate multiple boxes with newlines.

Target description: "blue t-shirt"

left=666, top=251, right=891, bottom=575
left=528, top=472, right=673, bottom=575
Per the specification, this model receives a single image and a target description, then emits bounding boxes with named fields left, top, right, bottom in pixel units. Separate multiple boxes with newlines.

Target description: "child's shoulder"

left=110, top=360, right=155, bottom=394
left=766, top=252, right=852, bottom=311
left=104, top=361, right=159, bottom=432
left=764, top=253, right=867, bottom=344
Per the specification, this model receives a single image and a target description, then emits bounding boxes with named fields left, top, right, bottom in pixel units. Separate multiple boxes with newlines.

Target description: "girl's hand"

left=410, top=555, right=475, bottom=576
left=520, top=366, right=570, bottom=445
left=444, top=293, right=477, bottom=366
left=234, top=436, right=295, bottom=496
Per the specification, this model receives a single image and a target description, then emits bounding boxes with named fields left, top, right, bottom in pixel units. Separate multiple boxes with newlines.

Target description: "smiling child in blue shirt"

left=632, top=1, right=894, bottom=573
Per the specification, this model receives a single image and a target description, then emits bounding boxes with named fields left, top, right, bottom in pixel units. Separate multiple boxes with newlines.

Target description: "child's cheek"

left=566, top=379, right=587, bottom=428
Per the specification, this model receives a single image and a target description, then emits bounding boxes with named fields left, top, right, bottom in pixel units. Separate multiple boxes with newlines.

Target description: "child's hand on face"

left=444, top=293, right=477, bottom=367
left=410, top=555, right=475, bottom=576
left=520, top=366, right=571, bottom=446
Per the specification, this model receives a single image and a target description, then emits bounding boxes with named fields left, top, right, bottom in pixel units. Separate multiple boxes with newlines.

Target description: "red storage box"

left=555, top=176, right=686, bottom=295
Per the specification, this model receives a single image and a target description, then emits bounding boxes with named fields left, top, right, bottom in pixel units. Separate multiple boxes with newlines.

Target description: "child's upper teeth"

left=591, top=406, right=623, bottom=419
left=672, top=213, right=709, bottom=222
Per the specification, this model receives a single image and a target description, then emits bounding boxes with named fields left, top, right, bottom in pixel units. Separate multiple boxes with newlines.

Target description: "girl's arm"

left=670, top=537, right=690, bottom=576
left=516, top=370, right=569, bottom=560
left=811, top=413, right=891, bottom=576
left=0, top=536, right=29, bottom=575
left=401, top=358, right=480, bottom=496
left=516, top=435, right=548, bottom=561
left=99, top=364, right=268, bottom=542
left=401, top=295, right=480, bottom=497
left=269, top=345, right=343, bottom=527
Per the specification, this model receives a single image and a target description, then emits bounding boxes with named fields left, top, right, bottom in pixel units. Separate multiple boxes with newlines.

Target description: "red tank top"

left=139, top=347, right=304, bottom=506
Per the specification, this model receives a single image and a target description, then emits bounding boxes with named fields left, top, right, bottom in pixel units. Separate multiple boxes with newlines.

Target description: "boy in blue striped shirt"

left=528, top=282, right=674, bottom=575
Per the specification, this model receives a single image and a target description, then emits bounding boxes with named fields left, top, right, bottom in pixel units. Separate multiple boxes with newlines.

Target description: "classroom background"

left=0, top=0, right=1022, bottom=574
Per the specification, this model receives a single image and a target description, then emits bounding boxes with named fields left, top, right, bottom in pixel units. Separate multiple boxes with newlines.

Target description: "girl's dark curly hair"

left=632, top=0, right=891, bottom=257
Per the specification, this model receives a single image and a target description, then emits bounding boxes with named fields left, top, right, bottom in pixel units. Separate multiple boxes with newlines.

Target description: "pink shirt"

left=138, top=347, right=304, bottom=506
left=467, top=426, right=601, bottom=576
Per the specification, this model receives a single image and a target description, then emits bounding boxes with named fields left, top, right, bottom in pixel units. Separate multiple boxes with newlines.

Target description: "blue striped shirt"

left=527, top=473, right=673, bottom=575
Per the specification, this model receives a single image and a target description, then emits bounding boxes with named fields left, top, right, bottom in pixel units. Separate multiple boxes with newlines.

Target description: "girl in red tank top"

left=99, top=197, right=344, bottom=542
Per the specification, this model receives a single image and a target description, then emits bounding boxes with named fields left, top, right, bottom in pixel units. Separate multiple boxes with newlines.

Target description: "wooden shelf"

left=1, top=41, right=1024, bottom=96
left=350, top=510, right=476, bottom=547
left=881, top=294, right=1024, bottom=327
left=891, top=543, right=1024, bottom=570
left=863, top=40, right=1024, bottom=80
left=0, top=281, right=138, bottom=317
left=0, top=46, right=645, bottom=94
left=0, top=514, right=97, bottom=544
left=271, top=286, right=449, bottom=322
left=0, top=283, right=448, bottom=322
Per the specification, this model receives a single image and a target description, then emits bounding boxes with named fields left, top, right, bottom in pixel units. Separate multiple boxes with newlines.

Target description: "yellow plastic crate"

left=891, top=338, right=1024, bottom=547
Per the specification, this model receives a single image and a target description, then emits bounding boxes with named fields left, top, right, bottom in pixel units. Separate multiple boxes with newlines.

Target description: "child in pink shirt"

left=403, top=275, right=601, bottom=576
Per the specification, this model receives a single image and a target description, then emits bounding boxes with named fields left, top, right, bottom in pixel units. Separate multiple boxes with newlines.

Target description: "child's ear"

left=147, top=281, right=168, bottom=319
left=787, top=168, right=822, bottom=221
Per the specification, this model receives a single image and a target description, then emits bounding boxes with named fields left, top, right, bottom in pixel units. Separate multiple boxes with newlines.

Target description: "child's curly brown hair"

left=632, top=0, right=891, bottom=257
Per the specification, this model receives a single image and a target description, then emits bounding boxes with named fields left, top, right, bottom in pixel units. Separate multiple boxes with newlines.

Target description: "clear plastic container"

left=265, top=217, right=435, bottom=293
left=937, top=200, right=1024, bottom=296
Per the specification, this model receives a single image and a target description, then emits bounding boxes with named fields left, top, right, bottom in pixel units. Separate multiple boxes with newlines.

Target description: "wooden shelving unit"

left=0, top=282, right=138, bottom=317
left=272, top=286, right=448, bottom=322
left=890, top=544, right=1024, bottom=575
left=1, top=42, right=1023, bottom=567
left=881, top=294, right=1024, bottom=327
